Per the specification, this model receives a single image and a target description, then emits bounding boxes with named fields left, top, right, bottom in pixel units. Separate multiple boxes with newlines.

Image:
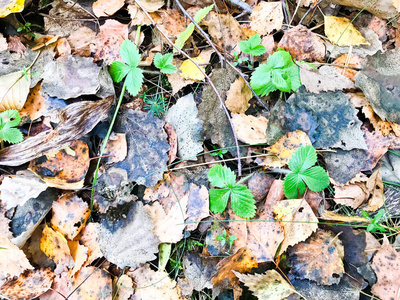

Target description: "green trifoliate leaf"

left=153, top=53, right=177, bottom=74
left=283, top=172, right=307, bottom=199
left=124, top=67, right=144, bottom=97
left=300, top=166, right=330, bottom=192
left=109, top=61, right=131, bottom=83
left=230, top=185, right=256, bottom=218
left=208, top=164, right=237, bottom=188
left=271, top=69, right=290, bottom=92
left=288, top=145, right=317, bottom=173
left=239, top=34, right=266, bottom=56
left=120, top=39, right=141, bottom=68
left=209, top=188, right=231, bottom=213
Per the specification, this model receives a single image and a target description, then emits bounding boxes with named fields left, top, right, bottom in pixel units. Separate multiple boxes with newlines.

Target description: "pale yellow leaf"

left=178, top=57, right=206, bottom=81
left=0, top=70, right=30, bottom=112
left=231, top=113, right=268, bottom=144
left=0, top=0, right=25, bottom=18
left=250, top=1, right=283, bottom=36
left=324, top=16, right=370, bottom=46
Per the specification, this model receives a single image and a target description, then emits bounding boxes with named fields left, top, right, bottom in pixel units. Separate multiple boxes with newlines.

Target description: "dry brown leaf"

left=103, top=133, right=127, bottom=164
left=51, top=193, right=91, bottom=240
left=334, top=183, right=368, bottom=209
left=6, top=35, right=26, bottom=54
left=164, top=123, right=178, bottom=164
left=233, top=269, right=296, bottom=300
left=67, top=27, right=96, bottom=57
left=79, top=223, right=103, bottom=266
left=92, top=0, right=124, bottom=17
left=54, top=38, right=71, bottom=56
left=32, top=35, right=59, bottom=51
left=29, top=140, right=90, bottom=190
left=266, top=130, right=312, bottom=166
left=39, top=272, right=70, bottom=300
left=40, top=225, right=75, bottom=274
left=0, top=237, right=33, bottom=285
left=130, top=264, right=182, bottom=299
left=127, top=4, right=163, bottom=26
left=211, top=247, right=258, bottom=288
left=0, top=97, right=113, bottom=166
left=1, top=268, right=54, bottom=300
left=20, top=81, right=46, bottom=121
left=371, top=237, right=400, bottom=300
left=71, top=266, right=112, bottom=300
left=114, top=274, right=134, bottom=300
left=157, top=9, right=185, bottom=43
left=333, top=53, right=364, bottom=81
left=392, top=0, right=400, bottom=12
left=0, top=70, right=31, bottom=112
left=68, top=241, right=88, bottom=277
left=250, top=1, right=283, bottom=36
left=288, top=229, right=345, bottom=285
left=138, top=0, right=165, bottom=12
left=231, top=114, right=268, bottom=144
left=94, top=20, right=128, bottom=65
left=273, top=199, right=318, bottom=255
left=364, top=167, right=384, bottom=211
left=225, top=77, right=252, bottom=114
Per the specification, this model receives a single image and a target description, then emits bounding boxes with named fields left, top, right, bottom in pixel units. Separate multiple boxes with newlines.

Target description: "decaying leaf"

left=250, top=1, right=283, bottom=36
left=67, top=27, right=97, bottom=57
left=51, top=193, right=91, bottom=240
left=371, top=237, right=400, bottom=300
left=288, top=229, right=345, bottom=285
left=130, top=263, right=182, bottom=299
left=103, top=133, right=127, bottom=164
left=113, top=274, right=134, bottom=300
left=0, top=69, right=31, bottom=112
left=333, top=53, right=363, bottom=81
left=164, top=94, right=204, bottom=160
left=71, top=266, right=113, bottom=300
left=324, top=16, right=369, bottom=46
left=114, top=108, right=170, bottom=188
left=0, top=237, right=33, bottom=285
left=225, top=77, right=252, bottom=114
left=67, top=240, right=88, bottom=277
left=231, top=114, right=268, bottom=145
left=185, top=183, right=210, bottom=231
left=79, top=223, right=103, bottom=266
left=273, top=199, right=318, bottom=254
left=179, top=57, right=206, bottom=81
left=29, top=140, right=90, bottom=190
left=0, top=170, right=48, bottom=210
left=97, top=202, right=160, bottom=268
left=233, top=269, right=296, bottom=300
left=0, top=268, right=54, bottom=300
left=0, top=97, right=113, bottom=166
left=40, top=225, right=74, bottom=274
left=92, top=0, right=124, bottom=17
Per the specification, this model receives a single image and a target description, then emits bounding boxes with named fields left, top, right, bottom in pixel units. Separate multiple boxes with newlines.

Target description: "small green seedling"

left=232, top=50, right=250, bottom=67
left=21, top=66, right=40, bottom=81
left=283, top=145, right=330, bottom=199
left=17, top=22, right=42, bottom=37
left=209, top=145, right=228, bottom=159
left=208, top=164, right=256, bottom=218
left=143, top=94, right=168, bottom=118
left=239, top=34, right=266, bottom=66
left=216, top=229, right=237, bottom=254
left=153, top=53, right=177, bottom=74
left=362, top=209, right=386, bottom=233
left=0, top=110, right=23, bottom=148
left=109, top=40, right=143, bottom=96
left=250, top=49, right=301, bottom=97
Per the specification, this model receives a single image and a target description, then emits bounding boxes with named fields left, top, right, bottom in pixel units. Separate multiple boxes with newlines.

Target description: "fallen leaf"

left=250, top=1, right=284, bottom=36
left=114, top=274, right=134, bottom=300
left=324, top=16, right=369, bottom=46
left=247, top=172, right=275, bottom=202
left=0, top=69, right=31, bottom=112
left=164, top=94, right=203, bottom=161
left=273, top=199, right=319, bottom=254
left=0, top=0, right=24, bottom=18
left=40, top=225, right=75, bottom=274
left=25, top=225, right=56, bottom=270
left=103, top=133, right=127, bottom=164
left=233, top=269, right=296, bottom=300
left=296, top=0, right=313, bottom=6
left=179, top=57, right=206, bottom=81
left=1, top=268, right=54, bottom=300
left=71, top=266, right=113, bottom=300
left=393, top=0, right=400, bottom=12
left=0, top=204, right=12, bottom=239
left=54, top=37, right=71, bottom=56
left=0, top=237, right=33, bottom=285
left=364, top=167, right=384, bottom=211
left=128, top=4, right=163, bottom=26
left=39, top=272, right=70, bottom=300
left=6, top=35, right=25, bottom=54
left=211, top=247, right=258, bottom=288
left=371, top=237, right=400, bottom=300
left=97, top=202, right=160, bottom=268
left=225, top=77, right=252, bottom=114
left=334, top=181, right=368, bottom=209
left=79, top=223, right=103, bottom=266
left=332, top=53, right=363, bottom=81
left=113, top=108, right=170, bottom=188
left=0, top=97, right=112, bottom=166
left=164, top=123, right=178, bottom=164
left=31, top=35, right=59, bottom=51
left=29, top=140, right=90, bottom=190
left=231, top=113, right=268, bottom=145
left=185, top=183, right=210, bottom=231
left=67, top=27, right=97, bottom=57
left=0, top=33, right=7, bottom=52
left=288, top=229, right=345, bottom=285
left=94, top=20, right=128, bottom=65
left=51, top=193, right=91, bottom=239
left=138, top=0, right=165, bottom=12
left=0, top=170, right=47, bottom=210
left=130, top=263, right=182, bottom=299
left=68, top=240, right=88, bottom=277
left=92, top=0, right=124, bottom=17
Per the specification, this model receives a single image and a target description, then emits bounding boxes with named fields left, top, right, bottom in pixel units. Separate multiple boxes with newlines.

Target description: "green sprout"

left=239, top=34, right=266, bottom=66
left=209, top=145, right=228, bottom=159
left=0, top=110, right=23, bottom=148
left=216, top=229, right=237, bottom=254
left=153, top=53, right=177, bottom=74
left=143, top=94, right=168, bottom=118
left=17, top=22, right=42, bottom=37
left=362, top=209, right=386, bottom=233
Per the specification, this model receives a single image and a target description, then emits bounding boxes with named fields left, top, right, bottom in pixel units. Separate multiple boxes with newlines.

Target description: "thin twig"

left=226, top=0, right=253, bottom=13
left=135, top=0, right=243, bottom=175
left=299, top=0, right=323, bottom=25
left=174, top=0, right=269, bottom=111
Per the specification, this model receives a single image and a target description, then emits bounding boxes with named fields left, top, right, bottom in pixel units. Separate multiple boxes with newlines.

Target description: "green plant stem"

left=90, top=82, right=127, bottom=210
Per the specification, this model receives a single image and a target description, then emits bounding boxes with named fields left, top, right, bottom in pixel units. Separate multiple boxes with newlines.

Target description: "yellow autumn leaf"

left=324, top=16, right=370, bottom=47
left=178, top=57, right=206, bottom=81
left=0, top=0, right=25, bottom=18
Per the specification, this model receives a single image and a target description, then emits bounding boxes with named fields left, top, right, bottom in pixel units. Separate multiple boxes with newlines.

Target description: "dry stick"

left=174, top=0, right=269, bottom=112
left=134, top=0, right=243, bottom=175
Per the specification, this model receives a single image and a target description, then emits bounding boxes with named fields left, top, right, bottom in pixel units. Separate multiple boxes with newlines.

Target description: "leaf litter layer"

left=0, top=0, right=400, bottom=299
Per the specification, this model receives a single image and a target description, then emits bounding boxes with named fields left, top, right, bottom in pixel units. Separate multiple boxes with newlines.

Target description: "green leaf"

left=120, top=40, right=141, bottom=68
left=271, top=69, right=291, bottom=92
left=0, top=110, right=21, bottom=128
left=283, top=172, right=307, bottom=199
left=109, top=61, right=131, bottom=83
left=287, top=64, right=301, bottom=92
left=288, top=145, right=317, bottom=174
left=154, top=53, right=177, bottom=74
left=209, top=188, right=231, bottom=213
left=124, top=67, right=144, bottom=96
left=249, top=34, right=261, bottom=49
left=301, top=166, right=330, bottom=192
left=374, top=208, right=385, bottom=221
left=174, top=4, right=214, bottom=52
left=0, top=127, right=23, bottom=144
left=239, top=34, right=266, bottom=56
left=250, top=44, right=267, bottom=56
left=230, top=185, right=256, bottom=218
left=208, top=164, right=236, bottom=188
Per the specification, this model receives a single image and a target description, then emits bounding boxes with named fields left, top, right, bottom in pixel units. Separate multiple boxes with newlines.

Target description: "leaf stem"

left=90, top=82, right=127, bottom=210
